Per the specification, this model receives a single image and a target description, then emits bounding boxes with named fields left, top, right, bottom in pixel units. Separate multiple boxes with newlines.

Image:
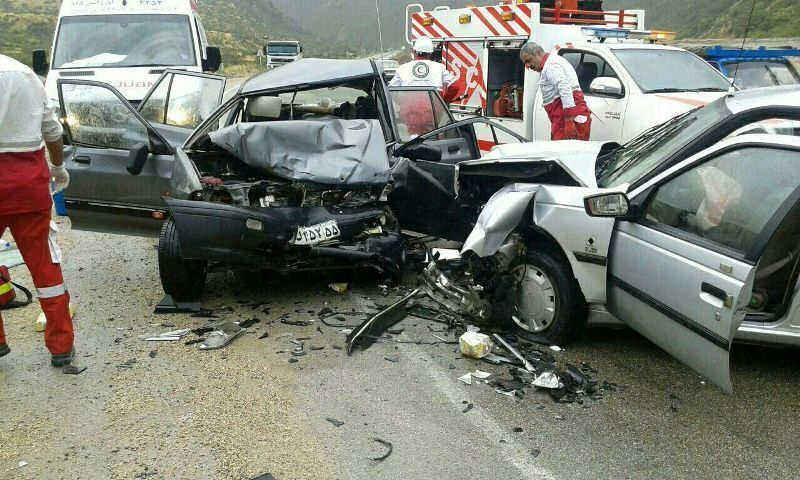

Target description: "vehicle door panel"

left=59, top=79, right=176, bottom=236
left=607, top=144, right=800, bottom=392
left=560, top=50, right=629, bottom=143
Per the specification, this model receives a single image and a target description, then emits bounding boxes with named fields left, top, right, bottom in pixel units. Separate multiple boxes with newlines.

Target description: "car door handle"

left=701, top=282, right=734, bottom=309
left=448, top=145, right=460, bottom=153
left=74, top=156, right=91, bottom=165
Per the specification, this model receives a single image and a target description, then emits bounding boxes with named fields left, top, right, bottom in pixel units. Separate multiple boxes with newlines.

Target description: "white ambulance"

left=33, top=0, right=221, bottom=104
left=405, top=1, right=731, bottom=149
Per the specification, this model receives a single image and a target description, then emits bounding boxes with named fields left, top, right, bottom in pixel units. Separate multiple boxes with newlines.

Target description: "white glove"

left=50, top=164, right=70, bottom=194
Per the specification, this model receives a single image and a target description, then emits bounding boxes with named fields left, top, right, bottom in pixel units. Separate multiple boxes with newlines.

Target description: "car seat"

left=245, top=96, right=282, bottom=122
left=575, top=62, right=598, bottom=93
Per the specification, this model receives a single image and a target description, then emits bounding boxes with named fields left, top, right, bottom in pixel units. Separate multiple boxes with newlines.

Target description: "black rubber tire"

left=158, top=217, right=207, bottom=301
left=494, top=247, right=587, bottom=346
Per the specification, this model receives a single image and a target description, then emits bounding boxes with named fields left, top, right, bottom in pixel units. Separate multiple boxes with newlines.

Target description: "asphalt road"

left=1, top=219, right=799, bottom=479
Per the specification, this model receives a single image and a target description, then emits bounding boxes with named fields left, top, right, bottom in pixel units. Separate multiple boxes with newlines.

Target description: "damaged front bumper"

left=166, top=199, right=405, bottom=276
left=419, top=260, right=491, bottom=321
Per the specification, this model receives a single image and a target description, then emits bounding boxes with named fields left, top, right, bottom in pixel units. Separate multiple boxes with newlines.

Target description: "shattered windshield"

left=728, top=61, right=800, bottom=89
left=596, top=99, right=731, bottom=188
left=53, top=14, right=196, bottom=69
left=614, top=49, right=730, bottom=93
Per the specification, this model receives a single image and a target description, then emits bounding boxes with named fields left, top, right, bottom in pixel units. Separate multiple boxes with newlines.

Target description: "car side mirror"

left=127, top=143, right=150, bottom=176
left=404, top=143, right=443, bottom=162
left=203, top=46, right=222, bottom=72
left=584, top=192, right=630, bottom=218
left=32, top=49, right=49, bottom=76
left=299, top=46, right=304, bottom=53
left=589, top=77, right=624, bottom=98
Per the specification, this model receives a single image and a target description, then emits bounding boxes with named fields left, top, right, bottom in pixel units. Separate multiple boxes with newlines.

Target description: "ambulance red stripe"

left=499, top=5, right=532, bottom=34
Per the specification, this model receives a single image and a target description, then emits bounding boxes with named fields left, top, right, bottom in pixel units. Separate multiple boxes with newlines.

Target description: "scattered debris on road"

left=459, top=329, right=493, bottom=359
left=346, top=288, right=420, bottom=354
left=328, top=282, right=348, bottom=293
left=370, top=438, right=393, bottom=462
left=325, top=417, right=345, bottom=427
left=199, top=321, right=245, bottom=350
left=63, top=365, right=86, bottom=375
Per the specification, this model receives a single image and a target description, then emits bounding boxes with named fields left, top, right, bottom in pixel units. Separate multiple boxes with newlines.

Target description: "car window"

left=561, top=51, right=619, bottom=94
left=613, top=49, right=730, bottom=93
left=277, top=85, right=378, bottom=121
left=165, top=74, right=224, bottom=129
left=728, top=61, right=800, bottom=89
left=645, top=147, right=800, bottom=254
left=139, top=75, right=170, bottom=124
left=731, top=117, right=800, bottom=137
left=391, top=90, right=455, bottom=142
left=61, top=83, right=149, bottom=150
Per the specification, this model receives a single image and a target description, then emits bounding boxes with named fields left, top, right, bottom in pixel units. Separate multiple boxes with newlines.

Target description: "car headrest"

left=247, top=96, right=282, bottom=119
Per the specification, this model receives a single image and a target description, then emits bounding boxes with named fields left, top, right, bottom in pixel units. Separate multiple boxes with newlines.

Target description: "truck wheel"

left=495, top=247, right=586, bottom=345
left=158, top=217, right=207, bottom=301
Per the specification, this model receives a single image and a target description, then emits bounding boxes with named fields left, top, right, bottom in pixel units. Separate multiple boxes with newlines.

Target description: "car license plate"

left=291, top=220, right=341, bottom=246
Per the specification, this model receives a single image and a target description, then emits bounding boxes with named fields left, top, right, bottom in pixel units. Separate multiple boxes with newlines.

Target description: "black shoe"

left=51, top=348, right=75, bottom=367
left=0, top=343, right=9, bottom=358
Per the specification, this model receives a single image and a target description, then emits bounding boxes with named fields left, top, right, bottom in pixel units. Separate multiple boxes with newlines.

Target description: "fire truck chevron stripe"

left=499, top=5, right=532, bottom=34
left=470, top=8, right=502, bottom=36
left=487, top=6, right=519, bottom=36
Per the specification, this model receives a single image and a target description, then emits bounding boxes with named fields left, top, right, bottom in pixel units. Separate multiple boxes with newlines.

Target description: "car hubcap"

left=509, top=264, right=557, bottom=333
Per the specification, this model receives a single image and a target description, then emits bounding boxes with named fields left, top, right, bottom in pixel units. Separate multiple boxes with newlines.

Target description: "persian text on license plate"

left=291, top=220, right=341, bottom=246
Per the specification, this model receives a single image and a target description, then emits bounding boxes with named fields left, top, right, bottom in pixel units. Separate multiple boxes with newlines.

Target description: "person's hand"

left=50, top=164, right=70, bottom=193
left=563, top=118, right=579, bottom=140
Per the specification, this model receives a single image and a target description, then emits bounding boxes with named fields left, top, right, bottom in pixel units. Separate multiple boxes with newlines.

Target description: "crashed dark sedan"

left=57, top=59, right=524, bottom=300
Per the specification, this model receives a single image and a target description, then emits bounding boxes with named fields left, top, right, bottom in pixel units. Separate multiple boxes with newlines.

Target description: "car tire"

left=158, top=217, right=207, bottom=301
left=494, top=247, right=586, bottom=345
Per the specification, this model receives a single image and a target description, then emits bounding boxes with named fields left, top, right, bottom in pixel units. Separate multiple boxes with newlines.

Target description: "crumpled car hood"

left=461, top=140, right=609, bottom=188
left=209, top=119, right=390, bottom=186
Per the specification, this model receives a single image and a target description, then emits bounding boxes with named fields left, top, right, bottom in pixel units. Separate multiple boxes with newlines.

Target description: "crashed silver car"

left=57, top=59, right=523, bottom=300
left=427, top=86, right=800, bottom=392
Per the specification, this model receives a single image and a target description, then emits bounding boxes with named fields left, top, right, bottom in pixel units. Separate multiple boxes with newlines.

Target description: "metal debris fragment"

left=325, top=417, right=345, bottom=427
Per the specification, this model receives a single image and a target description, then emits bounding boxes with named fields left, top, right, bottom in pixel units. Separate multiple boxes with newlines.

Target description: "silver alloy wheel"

left=509, top=264, right=557, bottom=333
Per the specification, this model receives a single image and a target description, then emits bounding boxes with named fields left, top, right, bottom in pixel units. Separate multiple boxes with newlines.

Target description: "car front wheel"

left=158, top=217, right=207, bottom=301
left=495, top=247, right=586, bottom=345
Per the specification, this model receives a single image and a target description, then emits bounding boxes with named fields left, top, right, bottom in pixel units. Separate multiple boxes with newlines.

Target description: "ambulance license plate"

left=290, top=220, right=341, bottom=246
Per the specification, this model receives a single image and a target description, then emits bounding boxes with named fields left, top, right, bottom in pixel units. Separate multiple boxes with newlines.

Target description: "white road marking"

left=352, top=296, right=554, bottom=479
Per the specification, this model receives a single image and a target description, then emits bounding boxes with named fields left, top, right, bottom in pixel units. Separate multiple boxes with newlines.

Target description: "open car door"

left=58, top=72, right=225, bottom=236
left=605, top=140, right=800, bottom=392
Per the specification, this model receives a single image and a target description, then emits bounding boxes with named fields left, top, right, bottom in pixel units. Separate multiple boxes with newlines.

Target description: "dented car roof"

left=240, top=59, right=376, bottom=94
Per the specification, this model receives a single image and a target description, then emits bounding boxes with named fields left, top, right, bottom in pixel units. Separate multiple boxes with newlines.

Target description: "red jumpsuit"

left=539, top=53, right=592, bottom=141
left=0, top=55, right=73, bottom=356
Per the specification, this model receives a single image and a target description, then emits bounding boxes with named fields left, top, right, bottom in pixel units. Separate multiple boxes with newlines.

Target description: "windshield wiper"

left=646, top=88, right=690, bottom=93
left=646, top=87, right=727, bottom=93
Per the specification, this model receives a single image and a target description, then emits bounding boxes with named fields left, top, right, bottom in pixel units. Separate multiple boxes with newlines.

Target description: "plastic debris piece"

left=142, top=328, right=190, bottom=342
left=346, top=288, right=419, bottom=354
left=325, top=417, right=345, bottom=427
left=531, top=449, right=541, bottom=458
left=495, top=389, right=517, bottom=397
left=288, top=358, right=298, bottom=364
left=192, top=327, right=215, bottom=336
left=18, top=461, right=28, bottom=468
left=238, top=318, right=261, bottom=328
left=370, top=438, right=393, bottom=461
left=148, top=350, right=157, bottom=358
left=259, top=331, right=270, bottom=339
left=459, top=331, right=493, bottom=359
left=63, top=365, right=86, bottom=375
left=199, top=321, right=244, bottom=350
left=185, top=338, right=204, bottom=346
left=328, top=282, right=348, bottom=293
left=492, top=334, right=535, bottom=372
left=513, top=427, right=523, bottom=433
left=458, top=373, right=472, bottom=385
left=482, top=352, right=511, bottom=365
left=533, top=372, right=562, bottom=389
left=384, top=355, right=400, bottom=363
left=462, top=403, right=474, bottom=413
left=281, top=318, right=313, bottom=326
left=472, top=370, right=492, bottom=380
left=549, top=345, right=562, bottom=352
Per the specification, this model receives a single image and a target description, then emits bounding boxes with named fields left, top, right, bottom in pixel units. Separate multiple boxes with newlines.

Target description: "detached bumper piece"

left=346, top=288, right=421, bottom=354
left=166, top=199, right=404, bottom=277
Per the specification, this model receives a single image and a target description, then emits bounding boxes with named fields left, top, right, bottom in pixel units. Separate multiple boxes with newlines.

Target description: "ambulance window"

left=560, top=51, right=619, bottom=94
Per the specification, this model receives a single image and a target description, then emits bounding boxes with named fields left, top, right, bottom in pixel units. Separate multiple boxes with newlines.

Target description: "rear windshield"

left=614, top=49, right=731, bottom=93
left=53, top=14, right=196, bottom=69
left=728, top=61, right=800, bottom=89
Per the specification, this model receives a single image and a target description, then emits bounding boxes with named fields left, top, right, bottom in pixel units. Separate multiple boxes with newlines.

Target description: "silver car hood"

left=461, top=140, right=607, bottom=188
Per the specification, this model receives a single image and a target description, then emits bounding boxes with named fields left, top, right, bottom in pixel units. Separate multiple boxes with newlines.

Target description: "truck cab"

left=699, top=45, right=800, bottom=90
left=265, top=41, right=303, bottom=70
left=33, top=0, right=221, bottom=105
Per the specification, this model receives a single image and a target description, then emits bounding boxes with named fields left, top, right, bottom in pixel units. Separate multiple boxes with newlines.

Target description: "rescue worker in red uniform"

left=390, top=37, right=457, bottom=137
left=520, top=42, right=592, bottom=141
left=0, top=54, right=75, bottom=366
